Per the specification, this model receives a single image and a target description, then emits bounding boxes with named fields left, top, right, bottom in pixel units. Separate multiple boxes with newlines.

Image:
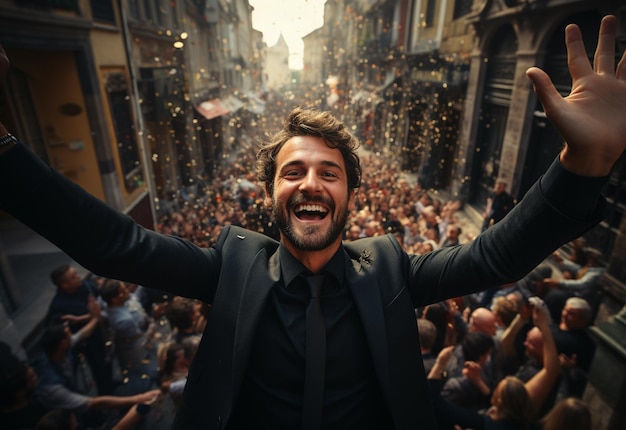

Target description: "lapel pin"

left=237, top=235, right=246, bottom=240
left=358, top=249, right=372, bottom=265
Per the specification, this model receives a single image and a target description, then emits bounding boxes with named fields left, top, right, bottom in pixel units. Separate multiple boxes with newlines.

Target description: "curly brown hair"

left=256, top=107, right=361, bottom=197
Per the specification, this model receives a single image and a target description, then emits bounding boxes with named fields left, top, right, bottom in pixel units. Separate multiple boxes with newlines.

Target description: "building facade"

left=0, top=0, right=264, bottom=357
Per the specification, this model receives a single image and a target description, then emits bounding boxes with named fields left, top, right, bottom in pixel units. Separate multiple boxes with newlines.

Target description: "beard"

left=272, top=193, right=350, bottom=251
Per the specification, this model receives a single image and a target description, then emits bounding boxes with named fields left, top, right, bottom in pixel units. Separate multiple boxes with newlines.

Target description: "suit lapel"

left=345, top=253, right=392, bottom=403
left=231, top=248, right=281, bottom=400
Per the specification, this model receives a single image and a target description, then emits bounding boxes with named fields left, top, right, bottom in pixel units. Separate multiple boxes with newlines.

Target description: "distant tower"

left=265, top=33, right=291, bottom=90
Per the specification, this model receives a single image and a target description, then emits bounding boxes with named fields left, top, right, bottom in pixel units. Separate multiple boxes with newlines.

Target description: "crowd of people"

left=0, top=135, right=603, bottom=429
left=2, top=8, right=623, bottom=430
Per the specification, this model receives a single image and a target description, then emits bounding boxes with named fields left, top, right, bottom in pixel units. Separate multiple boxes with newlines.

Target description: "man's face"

left=561, top=306, right=587, bottom=330
left=60, top=267, right=82, bottom=293
left=469, top=308, right=497, bottom=337
left=348, top=226, right=361, bottom=240
left=523, top=327, right=543, bottom=362
left=117, top=283, right=131, bottom=304
left=446, top=225, right=459, bottom=240
left=266, top=136, right=354, bottom=253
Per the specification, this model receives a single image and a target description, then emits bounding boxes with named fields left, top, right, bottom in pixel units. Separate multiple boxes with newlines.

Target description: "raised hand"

left=526, top=15, right=626, bottom=176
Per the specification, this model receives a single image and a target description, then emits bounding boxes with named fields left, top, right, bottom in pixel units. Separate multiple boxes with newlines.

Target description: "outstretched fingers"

left=526, top=67, right=563, bottom=117
left=565, top=23, right=592, bottom=81
left=593, top=15, right=618, bottom=75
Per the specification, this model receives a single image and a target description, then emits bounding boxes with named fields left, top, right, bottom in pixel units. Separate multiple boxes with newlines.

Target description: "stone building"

left=0, top=0, right=264, bottom=358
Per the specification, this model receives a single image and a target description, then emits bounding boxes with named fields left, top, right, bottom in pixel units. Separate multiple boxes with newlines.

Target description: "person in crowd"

left=382, top=208, right=403, bottom=235
left=418, top=205, right=441, bottom=243
left=544, top=247, right=605, bottom=321
left=429, top=297, right=560, bottom=429
left=0, top=342, right=48, bottom=430
left=421, top=301, right=462, bottom=357
left=492, top=296, right=519, bottom=339
left=439, top=223, right=462, bottom=248
left=550, top=237, right=587, bottom=277
left=166, top=297, right=203, bottom=345
left=447, top=307, right=499, bottom=391
left=99, top=280, right=155, bottom=375
left=551, top=297, right=596, bottom=399
left=46, top=265, right=113, bottom=395
left=415, top=191, right=432, bottom=215
left=469, top=307, right=498, bottom=338
left=441, top=332, right=495, bottom=411
left=158, top=337, right=200, bottom=406
left=344, top=224, right=362, bottom=241
left=35, top=297, right=160, bottom=428
left=482, top=179, right=515, bottom=232
left=0, top=16, right=624, bottom=428
left=36, top=321, right=159, bottom=426
left=417, top=318, right=438, bottom=375
left=506, top=300, right=562, bottom=418
left=540, top=397, right=591, bottom=430
left=402, top=221, right=423, bottom=249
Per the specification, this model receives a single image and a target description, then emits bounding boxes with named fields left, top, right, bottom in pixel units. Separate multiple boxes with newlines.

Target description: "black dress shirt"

left=229, top=245, right=390, bottom=429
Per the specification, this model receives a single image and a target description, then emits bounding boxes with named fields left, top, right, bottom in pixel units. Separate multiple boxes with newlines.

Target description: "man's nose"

left=299, top=169, right=322, bottom=193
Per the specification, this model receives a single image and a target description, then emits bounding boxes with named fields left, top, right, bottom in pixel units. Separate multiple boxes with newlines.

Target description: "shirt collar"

left=279, top=244, right=345, bottom=287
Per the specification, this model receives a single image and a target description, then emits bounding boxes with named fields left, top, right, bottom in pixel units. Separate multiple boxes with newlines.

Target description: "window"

left=425, top=0, right=436, bottom=27
left=105, top=72, right=143, bottom=193
left=90, top=0, right=115, bottom=24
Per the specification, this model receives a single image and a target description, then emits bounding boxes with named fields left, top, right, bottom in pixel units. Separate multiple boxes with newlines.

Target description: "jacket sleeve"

left=406, top=157, right=607, bottom=307
left=0, top=142, right=221, bottom=302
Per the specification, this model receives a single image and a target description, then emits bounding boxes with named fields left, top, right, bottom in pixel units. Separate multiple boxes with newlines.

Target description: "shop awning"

left=195, top=98, right=229, bottom=120
left=195, top=95, right=244, bottom=120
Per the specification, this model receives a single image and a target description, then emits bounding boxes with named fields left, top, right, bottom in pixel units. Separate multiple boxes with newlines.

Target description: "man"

left=481, top=179, right=515, bottom=231
left=416, top=318, right=438, bottom=375
left=0, top=16, right=624, bottom=429
left=439, top=223, right=462, bottom=248
left=100, top=280, right=155, bottom=375
left=544, top=247, right=605, bottom=321
left=468, top=307, right=497, bottom=337
left=47, top=265, right=113, bottom=395
left=551, top=297, right=596, bottom=398
left=0, top=342, right=48, bottom=430
left=36, top=298, right=159, bottom=425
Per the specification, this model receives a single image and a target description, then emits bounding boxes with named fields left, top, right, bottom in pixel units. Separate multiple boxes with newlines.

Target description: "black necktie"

left=302, top=274, right=326, bottom=430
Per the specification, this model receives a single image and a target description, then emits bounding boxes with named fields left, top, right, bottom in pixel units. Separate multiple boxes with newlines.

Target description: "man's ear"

left=348, top=190, right=356, bottom=212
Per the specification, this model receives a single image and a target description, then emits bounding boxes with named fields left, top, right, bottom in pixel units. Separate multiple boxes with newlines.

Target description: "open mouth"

left=293, top=203, right=329, bottom=221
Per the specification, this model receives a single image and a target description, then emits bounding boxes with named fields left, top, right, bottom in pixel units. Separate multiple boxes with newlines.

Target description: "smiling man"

left=0, top=15, right=625, bottom=430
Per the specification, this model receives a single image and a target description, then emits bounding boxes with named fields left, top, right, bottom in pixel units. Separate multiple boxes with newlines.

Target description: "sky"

left=248, top=0, right=326, bottom=69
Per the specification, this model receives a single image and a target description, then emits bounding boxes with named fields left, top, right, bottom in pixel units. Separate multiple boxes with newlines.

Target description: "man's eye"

left=322, top=171, right=338, bottom=178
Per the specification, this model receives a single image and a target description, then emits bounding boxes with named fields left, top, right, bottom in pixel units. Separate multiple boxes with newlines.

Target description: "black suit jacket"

left=0, top=144, right=606, bottom=429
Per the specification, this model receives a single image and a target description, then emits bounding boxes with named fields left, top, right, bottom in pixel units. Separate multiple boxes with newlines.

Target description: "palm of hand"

left=528, top=15, right=626, bottom=176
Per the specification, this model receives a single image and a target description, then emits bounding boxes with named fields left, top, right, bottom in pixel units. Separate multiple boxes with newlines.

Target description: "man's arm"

left=524, top=299, right=560, bottom=417
left=71, top=296, right=101, bottom=345
left=87, top=389, right=160, bottom=411
left=406, top=17, right=623, bottom=306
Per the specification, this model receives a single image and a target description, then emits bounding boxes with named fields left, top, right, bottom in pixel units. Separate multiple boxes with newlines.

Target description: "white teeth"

left=295, top=204, right=328, bottom=213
